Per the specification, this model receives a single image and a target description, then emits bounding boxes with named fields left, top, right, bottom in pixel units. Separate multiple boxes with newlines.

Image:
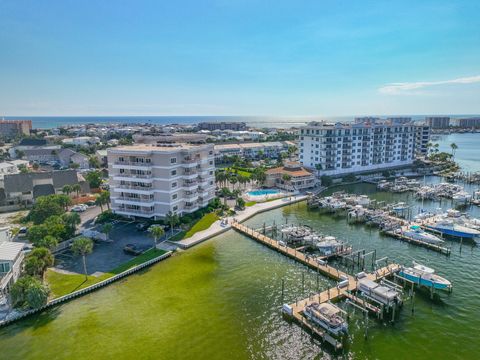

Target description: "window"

left=170, top=157, right=177, bottom=164
left=209, top=150, right=213, bottom=155
left=209, top=160, right=213, bottom=165
left=172, top=182, right=177, bottom=188
left=172, top=194, right=177, bottom=200
left=171, top=170, right=177, bottom=176
left=0, top=262, right=10, bottom=273
left=173, top=206, right=178, bottom=211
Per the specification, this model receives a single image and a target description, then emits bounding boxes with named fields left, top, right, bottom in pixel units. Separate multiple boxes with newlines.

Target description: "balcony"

left=116, top=196, right=154, bottom=204
left=183, top=180, right=198, bottom=189
left=114, top=161, right=151, bottom=167
left=182, top=157, right=198, bottom=164
left=116, top=183, right=153, bottom=191
left=116, top=207, right=154, bottom=216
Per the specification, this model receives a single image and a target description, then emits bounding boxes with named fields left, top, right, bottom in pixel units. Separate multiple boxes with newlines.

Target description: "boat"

left=399, top=262, right=452, bottom=291
left=316, top=236, right=344, bottom=255
left=402, top=225, right=444, bottom=245
left=303, top=302, right=348, bottom=336
left=357, top=278, right=403, bottom=306
left=356, top=195, right=370, bottom=206
left=452, top=191, right=472, bottom=205
left=424, top=219, right=480, bottom=240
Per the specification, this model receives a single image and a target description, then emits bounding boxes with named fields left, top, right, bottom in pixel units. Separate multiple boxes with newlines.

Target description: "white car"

left=71, top=205, right=86, bottom=212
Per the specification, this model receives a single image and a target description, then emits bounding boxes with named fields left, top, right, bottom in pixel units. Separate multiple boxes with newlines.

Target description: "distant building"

left=426, top=116, right=450, bottom=129
left=0, top=120, right=32, bottom=140
left=414, top=124, right=431, bottom=156
left=62, top=136, right=100, bottom=147
left=198, top=122, right=246, bottom=131
left=0, top=241, right=25, bottom=297
left=0, top=160, right=29, bottom=180
left=299, top=120, right=417, bottom=176
left=265, top=162, right=316, bottom=191
left=133, top=133, right=209, bottom=144
left=0, top=170, right=88, bottom=211
left=456, top=117, right=480, bottom=128
left=387, top=117, right=412, bottom=124
left=108, top=143, right=215, bottom=219
left=214, top=142, right=288, bottom=162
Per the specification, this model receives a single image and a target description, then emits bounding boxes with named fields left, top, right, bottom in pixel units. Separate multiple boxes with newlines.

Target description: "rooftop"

left=0, top=241, right=24, bottom=261
left=110, top=143, right=212, bottom=153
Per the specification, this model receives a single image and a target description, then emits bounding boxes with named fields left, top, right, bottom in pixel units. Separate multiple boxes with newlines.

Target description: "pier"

left=231, top=221, right=402, bottom=349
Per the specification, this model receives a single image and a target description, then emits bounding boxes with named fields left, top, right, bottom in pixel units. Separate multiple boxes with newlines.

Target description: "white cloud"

left=379, top=75, right=480, bottom=95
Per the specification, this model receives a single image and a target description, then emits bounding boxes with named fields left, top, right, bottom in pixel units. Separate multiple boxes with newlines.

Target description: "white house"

left=0, top=242, right=25, bottom=297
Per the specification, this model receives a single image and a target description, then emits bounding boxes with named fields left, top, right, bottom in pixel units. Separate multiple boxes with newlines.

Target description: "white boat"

left=452, top=191, right=472, bottom=204
left=356, top=195, right=370, bottom=206
left=316, top=236, right=343, bottom=255
left=303, top=302, right=348, bottom=336
left=392, top=202, right=408, bottom=212
left=399, top=262, right=452, bottom=291
left=402, top=225, right=444, bottom=245
left=357, top=278, right=403, bottom=306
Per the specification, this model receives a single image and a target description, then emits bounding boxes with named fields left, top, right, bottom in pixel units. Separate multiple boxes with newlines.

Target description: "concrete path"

left=176, top=194, right=308, bottom=249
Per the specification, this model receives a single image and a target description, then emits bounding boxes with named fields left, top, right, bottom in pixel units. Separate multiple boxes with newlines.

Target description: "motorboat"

left=424, top=219, right=480, bottom=240
left=316, top=236, right=343, bottom=256
left=356, top=195, right=370, bottom=206
left=399, top=262, right=452, bottom=291
left=452, top=191, right=472, bottom=205
left=357, top=278, right=403, bottom=306
left=402, top=225, right=444, bottom=245
left=392, top=202, right=408, bottom=213
left=281, top=225, right=312, bottom=242
left=303, top=302, right=348, bottom=336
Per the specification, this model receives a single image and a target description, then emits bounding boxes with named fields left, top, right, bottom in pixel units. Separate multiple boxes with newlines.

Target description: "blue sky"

left=0, top=0, right=479, bottom=116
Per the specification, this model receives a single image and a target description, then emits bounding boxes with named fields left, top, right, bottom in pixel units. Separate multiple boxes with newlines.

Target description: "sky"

left=0, top=0, right=479, bottom=117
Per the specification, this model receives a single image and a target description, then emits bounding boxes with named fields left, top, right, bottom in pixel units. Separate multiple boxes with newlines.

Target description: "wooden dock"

left=384, top=227, right=451, bottom=255
left=232, top=221, right=402, bottom=349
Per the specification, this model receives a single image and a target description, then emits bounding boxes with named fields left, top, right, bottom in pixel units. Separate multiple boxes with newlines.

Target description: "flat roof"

left=110, top=143, right=212, bottom=153
left=0, top=241, right=24, bottom=261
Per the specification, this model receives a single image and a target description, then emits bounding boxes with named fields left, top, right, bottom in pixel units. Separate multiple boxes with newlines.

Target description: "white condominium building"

left=108, top=144, right=216, bottom=219
left=299, top=120, right=419, bottom=176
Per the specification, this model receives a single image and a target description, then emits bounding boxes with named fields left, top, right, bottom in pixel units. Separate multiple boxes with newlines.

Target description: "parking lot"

left=55, top=221, right=157, bottom=275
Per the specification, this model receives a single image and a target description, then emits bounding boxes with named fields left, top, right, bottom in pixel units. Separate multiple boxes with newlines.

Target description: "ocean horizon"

left=3, top=114, right=480, bottom=129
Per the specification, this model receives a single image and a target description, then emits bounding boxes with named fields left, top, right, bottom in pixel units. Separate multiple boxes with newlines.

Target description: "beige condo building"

left=108, top=144, right=216, bottom=219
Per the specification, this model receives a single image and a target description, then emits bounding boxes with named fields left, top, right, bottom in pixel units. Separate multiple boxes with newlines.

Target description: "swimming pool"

left=247, top=189, right=280, bottom=196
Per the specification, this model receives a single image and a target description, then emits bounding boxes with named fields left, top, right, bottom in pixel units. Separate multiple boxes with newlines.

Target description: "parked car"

left=123, top=243, right=149, bottom=256
left=86, top=200, right=96, bottom=207
left=71, top=205, right=87, bottom=212
left=136, top=223, right=149, bottom=231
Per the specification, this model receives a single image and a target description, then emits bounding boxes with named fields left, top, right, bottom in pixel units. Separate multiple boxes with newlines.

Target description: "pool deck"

left=175, top=194, right=308, bottom=249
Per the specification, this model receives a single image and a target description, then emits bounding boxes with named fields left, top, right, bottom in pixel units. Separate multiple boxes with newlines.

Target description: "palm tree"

left=450, top=143, right=458, bottom=159
left=62, top=212, right=81, bottom=236
left=282, top=174, right=292, bottom=183
left=95, top=195, right=104, bottom=212
left=287, top=145, right=297, bottom=160
left=219, top=187, right=229, bottom=207
left=99, top=191, right=110, bottom=210
left=88, top=156, right=100, bottom=169
left=229, top=175, right=238, bottom=190
left=315, top=163, right=322, bottom=177
left=102, top=223, right=113, bottom=241
left=148, top=225, right=165, bottom=246
left=62, top=185, right=72, bottom=197
left=71, top=237, right=94, bottom=280
left=165, top=211, right=180, bottom=236
left=72, top=184, right=82, bottom=198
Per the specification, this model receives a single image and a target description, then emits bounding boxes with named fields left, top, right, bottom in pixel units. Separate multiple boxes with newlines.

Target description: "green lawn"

left=184, top=212, right=219, bottom=238
left=46, top=248, right=167, bottom=298
left=223, top=167, right=252, bottom=178
left=245, top=201, right=257, bottom=207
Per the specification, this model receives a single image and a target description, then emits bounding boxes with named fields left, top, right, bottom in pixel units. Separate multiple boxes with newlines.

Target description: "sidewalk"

left=176, top=194, right=308, bottom=249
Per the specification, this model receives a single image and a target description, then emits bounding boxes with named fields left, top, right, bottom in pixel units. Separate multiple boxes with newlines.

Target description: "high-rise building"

left=414, top=123, right=431, bottom=156
left=426, top=116, right=450, bottom=129
left=456, top=117, right=480, bottom=128
left=108, top=143, right=216, bottom=219
left=298, top=120, right=420, bottom=176
left=0, top=120, right=32, bottom=140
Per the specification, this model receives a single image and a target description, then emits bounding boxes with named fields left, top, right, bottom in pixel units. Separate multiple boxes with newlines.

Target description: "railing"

left=116, top=196, right=154, bottom=203
left=117, top=207, right=154, bottom=215
left=114, top=161, right=151, bottom=167
left=116, top=184, right=153, bottom=191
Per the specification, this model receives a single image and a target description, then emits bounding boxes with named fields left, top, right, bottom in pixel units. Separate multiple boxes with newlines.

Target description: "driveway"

left=55, top=221, right=156, bottom=275
left=78, top=205, right=103, bottom=231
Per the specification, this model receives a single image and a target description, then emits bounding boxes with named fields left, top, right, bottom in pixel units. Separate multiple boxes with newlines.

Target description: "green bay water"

left=1, top=184, right=480, bottom=359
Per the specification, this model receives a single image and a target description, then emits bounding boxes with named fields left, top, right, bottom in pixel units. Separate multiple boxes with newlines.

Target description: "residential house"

left=265, top=162, right=317, bottom=192
left=0, top=242, right=25, bottom=297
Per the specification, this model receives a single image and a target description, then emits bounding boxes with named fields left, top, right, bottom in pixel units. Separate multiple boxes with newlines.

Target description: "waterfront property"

left=298, top=118, right=429, bottom=176
left=0, top=242, right=25, bottom=298
left=108, top=143, right=216, bottom=219
left=265, top=162, right=317, bottom=191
